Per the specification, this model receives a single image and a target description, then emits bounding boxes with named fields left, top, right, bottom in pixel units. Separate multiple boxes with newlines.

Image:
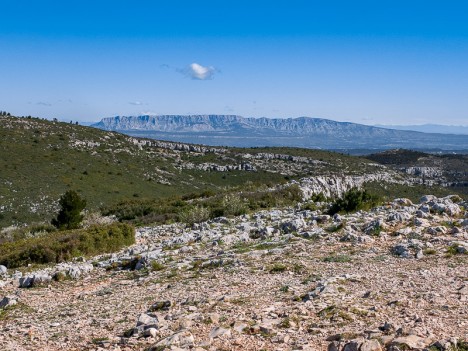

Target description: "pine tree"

left=52, top=190, right=87, bottom=230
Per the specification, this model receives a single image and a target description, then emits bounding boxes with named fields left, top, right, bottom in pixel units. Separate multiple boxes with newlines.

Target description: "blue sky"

left=1, top=1, right=468, bottom=125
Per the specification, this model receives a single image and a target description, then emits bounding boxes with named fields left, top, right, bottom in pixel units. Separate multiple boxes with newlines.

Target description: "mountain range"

left=93, top=115, right=468, bottom=152
left=375, top=124, right=468, bottom=135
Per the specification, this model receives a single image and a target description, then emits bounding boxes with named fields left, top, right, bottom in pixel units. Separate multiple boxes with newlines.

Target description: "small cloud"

left=129, top=101, right=144, bottom=106
left=178, top=63, right=217, bottom=80
left=141, top=111, right=157, bottom=115
left=36, top=102, right=52, bottom=106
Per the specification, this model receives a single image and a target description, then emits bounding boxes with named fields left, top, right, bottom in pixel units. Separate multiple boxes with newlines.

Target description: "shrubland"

left=0, top=223, right=134, bottom=268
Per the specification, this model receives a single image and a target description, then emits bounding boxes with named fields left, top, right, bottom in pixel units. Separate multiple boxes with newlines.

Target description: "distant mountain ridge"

left=92, top=115, right=468, bottom=151
left=94, top=115, right=405, bottom=136
left=376, top=124, right=468, bottom=135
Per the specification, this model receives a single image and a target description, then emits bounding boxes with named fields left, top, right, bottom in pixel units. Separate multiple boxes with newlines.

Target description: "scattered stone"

left=379, top=322, right=395, bottom=333
left=148, top=300, right=171, bottom=312
left=209, top=326, right=231, bottom=339
left=150, top=330, right=195, bottom=349
left=233, top=321, right=248, bottom=333
left=1, top=190, right=466, bottom=350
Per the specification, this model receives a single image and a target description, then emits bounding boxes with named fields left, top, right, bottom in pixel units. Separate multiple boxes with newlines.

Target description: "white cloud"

left=179, top=63, right=217, bottom=80
left=36, top=101, right=52, bottom=106
left=129, top=101, right=144, bottom=106
left=141, top=111, right=157, bottom=115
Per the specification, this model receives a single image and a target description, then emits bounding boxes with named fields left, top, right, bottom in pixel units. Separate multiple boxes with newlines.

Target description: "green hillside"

left=1, top=116, right=460, bottom=229
left=0, top=116, right=381, bottom=228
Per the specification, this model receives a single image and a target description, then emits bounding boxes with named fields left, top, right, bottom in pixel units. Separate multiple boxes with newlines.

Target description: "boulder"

left=392, top=244, right=411, bottom=258
left=0, top=265, right=7, bottom=276
left=394, top=198, right=413, bottom=207
left=391, top=335, right=432, bottom=349
left=67, top=263, right=94, bottom=279
left=343, top=341, right=360, bottom=351
left=0, top=296, right=17, bottom=309
left=281, top=218, right=306, bottom=233
left=18, top=274, right=51, bottom=288
left=360, top=339, right=382, bottom=351
left=31, top=274, right=52, bottom=287
left=18, top=276, right=34, bottom=288
left=137, top=313, right=159, bottom=329
left=387, top=211, right=411, bottom=223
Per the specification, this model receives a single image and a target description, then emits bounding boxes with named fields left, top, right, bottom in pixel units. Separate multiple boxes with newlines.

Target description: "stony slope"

left=366, top=149, right=468, bottom=195
left=0, top=193, right=466, bottom=351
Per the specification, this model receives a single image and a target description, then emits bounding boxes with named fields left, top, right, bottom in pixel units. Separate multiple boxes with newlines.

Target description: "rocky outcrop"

left=297, top=172, right=405, bottom=199
left=180, top=162, right=257, bottom=172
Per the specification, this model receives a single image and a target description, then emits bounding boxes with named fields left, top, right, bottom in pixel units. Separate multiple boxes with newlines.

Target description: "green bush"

left=328, top=188, right=381, bottom=215
left=221, top=194, right=248, bottom=216
left=247, top=184, right=303, bottom=210
left=178, top=205, right=211, bottom=226
left=0, top=223, right=135, bottom=268
left=311, top=192, right=327, bottom=202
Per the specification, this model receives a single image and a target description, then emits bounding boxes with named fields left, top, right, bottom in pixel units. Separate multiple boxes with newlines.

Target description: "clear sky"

left=1, top=0, right=468, bottom=125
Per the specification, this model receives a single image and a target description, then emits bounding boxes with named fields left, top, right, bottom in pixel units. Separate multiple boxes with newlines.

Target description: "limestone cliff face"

left=297, top=173, right=403, bottom=199
left=94, top=115, right=403, bottom=137
left=94, top=115, right=248, bottom=133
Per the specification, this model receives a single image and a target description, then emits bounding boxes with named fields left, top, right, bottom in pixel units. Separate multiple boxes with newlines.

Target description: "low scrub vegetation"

left=328, top=188, right=381, bottom=215
left=178, top=205, right=211, bottom=226
left=0, top=223, right=135, bottom=268
left=0, top=223, right=57, bottom=244
left=103, top=184, right=303, bottom=226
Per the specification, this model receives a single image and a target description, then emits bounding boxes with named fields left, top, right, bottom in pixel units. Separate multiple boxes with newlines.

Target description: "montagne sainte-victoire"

left=93, top=115, right=468, bottom=152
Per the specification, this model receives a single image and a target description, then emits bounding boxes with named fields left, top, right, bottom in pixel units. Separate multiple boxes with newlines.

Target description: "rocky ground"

left=1, top=195, right=467, bottom=351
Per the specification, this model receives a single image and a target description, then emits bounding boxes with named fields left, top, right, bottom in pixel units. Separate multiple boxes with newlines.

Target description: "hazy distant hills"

left=376, top=124, right=468, bottom=135
left=93, top=115, right=468, bottom=152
